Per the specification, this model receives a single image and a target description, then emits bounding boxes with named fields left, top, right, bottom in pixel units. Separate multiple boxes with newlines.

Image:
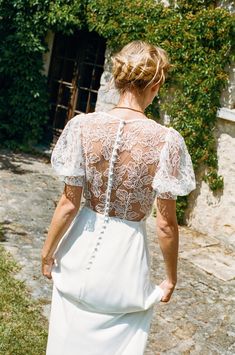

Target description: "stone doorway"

left=48, top=30, right=106, bottom=141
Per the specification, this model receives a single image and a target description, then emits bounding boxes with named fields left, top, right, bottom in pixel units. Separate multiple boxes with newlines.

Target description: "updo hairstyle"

left=111, top=40, right=171, bottom=93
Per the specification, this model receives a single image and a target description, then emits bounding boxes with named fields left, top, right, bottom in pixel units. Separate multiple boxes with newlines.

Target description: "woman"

left=42, top=40, right=196, bottom=355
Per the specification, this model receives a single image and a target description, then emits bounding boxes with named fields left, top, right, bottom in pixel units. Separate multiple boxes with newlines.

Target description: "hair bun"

left=111, top=40, right=171, bottom=92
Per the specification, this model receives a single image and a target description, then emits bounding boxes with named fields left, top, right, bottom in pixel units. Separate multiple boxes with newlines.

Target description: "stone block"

left=180, top=247, right=235, bottom=281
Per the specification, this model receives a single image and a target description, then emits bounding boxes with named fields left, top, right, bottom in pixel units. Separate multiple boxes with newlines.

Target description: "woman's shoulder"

left=70, top=112, right=111, bottom=127
left=70, top=112, right=97, bottom=123
left=144, top=118, right=174, bottom=135
left=149, top=119, right=182, bottom=137
left=145, top=120, right=185, bottom=149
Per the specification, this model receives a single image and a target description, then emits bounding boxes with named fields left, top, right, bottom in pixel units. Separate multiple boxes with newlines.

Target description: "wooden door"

left=48, top=30, right=106, bottom=141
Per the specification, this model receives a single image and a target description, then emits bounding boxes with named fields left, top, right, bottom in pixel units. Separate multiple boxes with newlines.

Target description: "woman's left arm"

left=41, top=184, right=83, bottom=279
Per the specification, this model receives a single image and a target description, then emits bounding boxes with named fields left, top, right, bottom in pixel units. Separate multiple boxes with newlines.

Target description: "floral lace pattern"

left=51, top=112, right=196, bottom=221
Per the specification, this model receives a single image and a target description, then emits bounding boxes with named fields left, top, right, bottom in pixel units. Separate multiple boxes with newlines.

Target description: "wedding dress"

left=46, top=111, right=195, bottom=355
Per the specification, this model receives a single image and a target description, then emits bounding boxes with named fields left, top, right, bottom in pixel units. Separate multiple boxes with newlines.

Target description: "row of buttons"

left=85, top=120, right=125, bottom=271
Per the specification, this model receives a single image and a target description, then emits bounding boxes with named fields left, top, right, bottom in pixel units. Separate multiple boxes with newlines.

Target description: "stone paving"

left=0, top=149, right=235, bottom=355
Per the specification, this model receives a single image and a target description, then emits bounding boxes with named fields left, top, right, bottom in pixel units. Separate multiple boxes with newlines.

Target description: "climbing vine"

left=0, top=0, right=233, bottom=222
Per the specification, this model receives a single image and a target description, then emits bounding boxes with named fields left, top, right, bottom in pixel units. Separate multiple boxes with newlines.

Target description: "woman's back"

left=52, top=111, right=195, bottom=221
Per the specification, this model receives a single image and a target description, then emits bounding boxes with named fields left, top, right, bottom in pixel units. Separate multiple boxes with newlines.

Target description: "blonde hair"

left=111, top=40, right=171, bottom=93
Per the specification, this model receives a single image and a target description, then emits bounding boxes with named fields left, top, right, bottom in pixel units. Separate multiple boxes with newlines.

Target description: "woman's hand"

left=159, top=279, right=176, bottom=302
left=42, top=256, right=54, bottom=280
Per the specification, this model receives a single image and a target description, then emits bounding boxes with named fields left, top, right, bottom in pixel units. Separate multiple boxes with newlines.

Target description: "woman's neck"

left=116, top=91, right=147, bottom=112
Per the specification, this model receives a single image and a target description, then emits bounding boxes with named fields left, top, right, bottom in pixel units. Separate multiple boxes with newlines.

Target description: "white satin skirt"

left=46, top=207, right=164, bottom=355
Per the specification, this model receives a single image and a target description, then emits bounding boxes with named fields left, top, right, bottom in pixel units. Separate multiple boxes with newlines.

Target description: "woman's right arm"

left=41, top=184, right=83, bottom=279
left=156, top=198, right=179, bottom=302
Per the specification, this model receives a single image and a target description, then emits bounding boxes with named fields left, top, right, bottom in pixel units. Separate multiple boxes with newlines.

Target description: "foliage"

left=0, top=0, right=85, bottom=148
left=0, top=0, right=234, bottom=222
left=0, top=244, right=47, bottom=354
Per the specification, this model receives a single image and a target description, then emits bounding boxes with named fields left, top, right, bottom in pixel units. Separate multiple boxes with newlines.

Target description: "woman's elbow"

left=156, top=219, right=178, bottom=237
left=58, top=195, right=80, bottom=215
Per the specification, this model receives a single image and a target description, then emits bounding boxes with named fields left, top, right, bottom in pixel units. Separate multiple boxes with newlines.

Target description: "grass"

left=0, top=244, right=48, bottom=355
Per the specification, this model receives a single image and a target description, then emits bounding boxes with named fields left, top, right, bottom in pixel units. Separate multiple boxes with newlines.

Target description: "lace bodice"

left=51, top=112, right=196, bottom=221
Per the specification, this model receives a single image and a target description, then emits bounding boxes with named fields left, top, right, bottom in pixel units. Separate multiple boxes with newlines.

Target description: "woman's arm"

left=156, top=198, right=179, bottom=302
left=41, top=184, right=83, bottom=279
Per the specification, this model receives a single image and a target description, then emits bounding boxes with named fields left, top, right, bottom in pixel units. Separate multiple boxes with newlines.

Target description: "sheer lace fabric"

left=51, top=112, right=196, bottom=221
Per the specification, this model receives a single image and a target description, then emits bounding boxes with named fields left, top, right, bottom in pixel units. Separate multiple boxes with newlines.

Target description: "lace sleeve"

left=152, top=128, right=196, bottom=199
left=51, top=115, right=85, bottom=187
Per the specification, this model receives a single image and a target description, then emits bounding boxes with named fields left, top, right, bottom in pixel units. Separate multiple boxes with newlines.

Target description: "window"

left=48, top=30, right=106, bottom=141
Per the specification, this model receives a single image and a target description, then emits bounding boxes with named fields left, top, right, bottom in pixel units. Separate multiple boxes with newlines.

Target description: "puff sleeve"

left=51, top=115, right=85, bottom=186
left=152, top=127, right=196, bottom=199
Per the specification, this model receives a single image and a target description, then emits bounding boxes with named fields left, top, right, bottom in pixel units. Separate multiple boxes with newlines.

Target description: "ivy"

left=0, top=0, right=234, bottom=222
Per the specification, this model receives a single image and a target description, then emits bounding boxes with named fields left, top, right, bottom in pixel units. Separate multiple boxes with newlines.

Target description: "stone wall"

left=95, top=48, right=119, bottom=112
left=186, top=0, right=235, bottom=239
left=220, top=61, right=235, bottom=110
left=187, top=54, right=235, bottom=239
left=217, top=0, right=235, bottom=13
left=187, top=115, right=235, bottom=242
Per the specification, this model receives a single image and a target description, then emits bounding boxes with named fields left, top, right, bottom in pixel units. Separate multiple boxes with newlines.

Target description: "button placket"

left=85, top=120, right=125, bottom=271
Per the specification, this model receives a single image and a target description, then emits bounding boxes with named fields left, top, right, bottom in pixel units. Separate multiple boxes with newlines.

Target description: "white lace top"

left=51, top=112, right=196, bottom=221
